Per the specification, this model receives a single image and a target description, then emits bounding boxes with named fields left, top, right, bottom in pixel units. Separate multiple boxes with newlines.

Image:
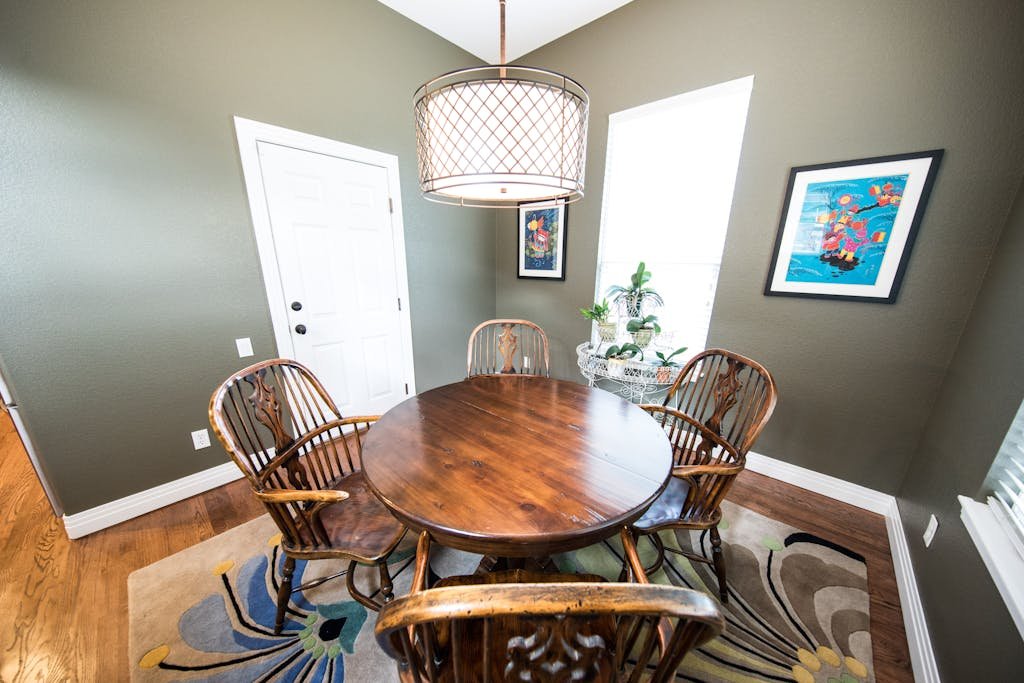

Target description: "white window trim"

left=958, top=495, right=1024, bottom=639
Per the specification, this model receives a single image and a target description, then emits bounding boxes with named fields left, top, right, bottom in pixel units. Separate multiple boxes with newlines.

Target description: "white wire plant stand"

left=576, top=341, right=681, bottom=404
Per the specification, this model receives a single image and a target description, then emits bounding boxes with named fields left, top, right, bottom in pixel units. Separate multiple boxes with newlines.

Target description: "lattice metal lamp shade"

left=414, top=65, right=589, bottom=208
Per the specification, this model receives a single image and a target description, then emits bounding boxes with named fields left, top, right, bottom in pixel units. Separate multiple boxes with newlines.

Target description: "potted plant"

left=579, top=299, right=616, bottom=342
left=607, top=261, right=664, bottom=318
left=653, top=346, right=687, bottom=382
left=604, top=343, right=643, bottom=377
left=626, top=314, right=661, bottom=348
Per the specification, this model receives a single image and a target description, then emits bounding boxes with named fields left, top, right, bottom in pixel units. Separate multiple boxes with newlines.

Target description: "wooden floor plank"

left=0, top=411, right=912, bottom=681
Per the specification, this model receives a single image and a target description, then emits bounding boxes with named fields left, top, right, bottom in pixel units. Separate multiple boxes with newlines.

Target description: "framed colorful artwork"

left=764, top=149, right=943, bottom=303
left=518, top=199, right=568, bottom=280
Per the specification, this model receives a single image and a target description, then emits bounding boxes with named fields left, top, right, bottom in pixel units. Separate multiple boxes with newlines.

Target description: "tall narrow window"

left=594, top=76, right=753, bottom=357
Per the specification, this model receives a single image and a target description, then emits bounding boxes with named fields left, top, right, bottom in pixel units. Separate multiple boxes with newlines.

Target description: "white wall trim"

left=232, top=115, right=417, bottom=396
left=887, top=496, right=941, bottom=683
left=62, top=462, right=243, bottom=540
left=745, top=450, right=893, bottom=515
left=959, top=495, right=1024, bottom=639
left=746, top=450, right=940, bottom=683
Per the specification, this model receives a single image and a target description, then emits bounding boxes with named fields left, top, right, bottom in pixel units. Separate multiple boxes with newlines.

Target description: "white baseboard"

left=62, top=461, right=244, bottom=540
left=887, top=498, right=941, bottom=683
left=745, top=450, right=893, bottom=515
left=747, top=450, right=940, bottom=683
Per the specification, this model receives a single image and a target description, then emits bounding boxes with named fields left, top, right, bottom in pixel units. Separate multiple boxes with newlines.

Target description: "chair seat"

left=284, top=470, right=406, bottom=563
left=634, top=476, right=719, bottom=531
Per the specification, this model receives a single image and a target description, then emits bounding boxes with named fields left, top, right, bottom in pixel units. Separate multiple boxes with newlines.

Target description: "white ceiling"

left=377, top=0, right=635, bottom=63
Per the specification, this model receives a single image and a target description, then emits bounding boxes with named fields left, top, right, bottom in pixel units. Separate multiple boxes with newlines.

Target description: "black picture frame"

left=764, top=149, right=943, bottom=303
left=517, top=199, right=568, bottom=281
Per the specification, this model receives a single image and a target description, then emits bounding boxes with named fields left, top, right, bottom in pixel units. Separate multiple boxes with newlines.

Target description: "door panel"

left=257, top=142, right=407, bottom=416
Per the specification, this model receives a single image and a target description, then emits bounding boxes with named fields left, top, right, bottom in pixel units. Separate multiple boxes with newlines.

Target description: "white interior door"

left=237, top=122, right=415, bottom=417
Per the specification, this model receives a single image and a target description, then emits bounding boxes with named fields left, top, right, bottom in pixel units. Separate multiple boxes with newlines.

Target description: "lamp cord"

left=499, top=0, right=507, bottom=76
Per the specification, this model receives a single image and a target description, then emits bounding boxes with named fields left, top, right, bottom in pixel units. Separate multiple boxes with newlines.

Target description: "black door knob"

left=294, top=324, right=307, bottom=335
left=291, top=301, right=303, bottom=311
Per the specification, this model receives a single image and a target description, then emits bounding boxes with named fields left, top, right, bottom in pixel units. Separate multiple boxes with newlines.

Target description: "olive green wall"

left=495, top=0, right=1024, bottom=493
left=0, top=0, right=494, bottom=515
left=896, top=180, right=1024, bottom=680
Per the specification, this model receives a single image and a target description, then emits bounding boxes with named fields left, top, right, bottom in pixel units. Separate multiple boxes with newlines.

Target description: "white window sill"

left=958, top=495, right=1024, bottom=639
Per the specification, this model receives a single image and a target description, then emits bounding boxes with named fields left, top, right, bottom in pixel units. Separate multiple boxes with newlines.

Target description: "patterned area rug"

left=129, top=501, right=873, bottom=682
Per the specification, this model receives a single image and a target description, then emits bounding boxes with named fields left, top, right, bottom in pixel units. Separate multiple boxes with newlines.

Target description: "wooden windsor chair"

left=467, top=319, right=550, bottom=377
left=632, top=349, right=777, bottom=602
left=209, top=359, right=407, bottom=634
left=375, top=530, right=724, bottom=683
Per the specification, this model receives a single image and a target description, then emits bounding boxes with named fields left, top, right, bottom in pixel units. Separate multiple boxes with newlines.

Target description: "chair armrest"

left=254, top=489, right=350, bottom=504
left=337, top=415, right=381, bottom=427
left=672, top=463, right=744, bottom=479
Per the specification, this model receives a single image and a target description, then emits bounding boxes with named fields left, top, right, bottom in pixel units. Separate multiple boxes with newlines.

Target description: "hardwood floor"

left=0, top=411, right=911, bottom=681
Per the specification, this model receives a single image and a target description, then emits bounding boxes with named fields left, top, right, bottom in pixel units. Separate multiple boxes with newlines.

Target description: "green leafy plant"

left=654, top=346, right=688, bottom=367
left=607, top=261, right=664, bottom=317
left=579, top=299, right=611, bottom=324
left=626, top=314, right=661, bottom=334
left=603, top=343, right=644, bottom=361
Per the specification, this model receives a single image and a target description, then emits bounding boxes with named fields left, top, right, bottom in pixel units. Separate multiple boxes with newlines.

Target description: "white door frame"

left=233, top=116, right=417, bottom=396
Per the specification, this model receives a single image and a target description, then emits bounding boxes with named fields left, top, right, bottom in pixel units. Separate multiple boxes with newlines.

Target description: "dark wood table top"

left=361, top=376, right=672, bottom=557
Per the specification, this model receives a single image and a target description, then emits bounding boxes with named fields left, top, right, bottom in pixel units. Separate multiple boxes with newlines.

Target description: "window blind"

left=984, top=399, right=1024, bottom=560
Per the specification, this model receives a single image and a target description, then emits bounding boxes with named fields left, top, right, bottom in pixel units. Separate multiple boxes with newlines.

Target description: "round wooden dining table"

left=361, top=375, right=673, bottom=558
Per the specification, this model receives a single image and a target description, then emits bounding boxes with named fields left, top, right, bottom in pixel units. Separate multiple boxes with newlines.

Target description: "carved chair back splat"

left=467, top=319, right=551, bottom=377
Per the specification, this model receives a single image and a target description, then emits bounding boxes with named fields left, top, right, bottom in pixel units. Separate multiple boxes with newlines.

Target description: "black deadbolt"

left=294, top=324, right=307, bottom=335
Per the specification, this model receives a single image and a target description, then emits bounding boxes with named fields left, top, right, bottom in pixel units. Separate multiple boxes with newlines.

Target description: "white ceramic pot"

left=597, top=321, right=617, bottom=342
left=631, top=328, right=654, bottom=348
left=607, top=358, right=627, bottom=377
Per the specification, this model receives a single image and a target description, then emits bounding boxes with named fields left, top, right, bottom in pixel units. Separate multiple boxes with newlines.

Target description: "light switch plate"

left=235, top=337, right=254, bottom=358
left=191, top=429, right=211, bottom=450
left=923, top=514, right=939, bottom=547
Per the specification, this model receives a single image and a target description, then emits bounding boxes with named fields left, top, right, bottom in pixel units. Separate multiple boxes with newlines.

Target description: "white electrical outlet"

left=923, top=514, right=939, bottom=547
left=235, top=337, right=254, bottom=358
left=191, top=428, right=211, bottom=450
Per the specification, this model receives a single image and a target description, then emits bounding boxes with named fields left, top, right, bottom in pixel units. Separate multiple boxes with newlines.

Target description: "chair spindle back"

left=467, top=319, right=551, bottom=377
left=662, top=349, right=777, bottom=456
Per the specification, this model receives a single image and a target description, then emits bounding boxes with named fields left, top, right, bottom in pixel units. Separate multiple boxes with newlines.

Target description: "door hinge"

left=397, top=297, right=402, bottom=311
left=388, top=197, right=394, bottom=214
left=404, top=383, right=409, bottom=395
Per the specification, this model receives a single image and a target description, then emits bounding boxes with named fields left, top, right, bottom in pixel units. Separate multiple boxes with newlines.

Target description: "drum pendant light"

left=413, top=0, right=589, bottom=208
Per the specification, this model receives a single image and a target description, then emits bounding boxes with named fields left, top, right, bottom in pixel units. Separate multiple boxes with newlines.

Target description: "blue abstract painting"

left=785, top=174, right=908, bottom=286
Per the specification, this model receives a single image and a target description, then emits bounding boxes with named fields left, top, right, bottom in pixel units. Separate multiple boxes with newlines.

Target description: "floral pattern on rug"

left=129, top=502, right=874, bottom=682
left=556, top=503, right=874, bottom=682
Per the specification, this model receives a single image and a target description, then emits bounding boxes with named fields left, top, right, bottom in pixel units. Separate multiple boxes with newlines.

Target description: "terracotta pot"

left=656, top=366, right=672, bottom=383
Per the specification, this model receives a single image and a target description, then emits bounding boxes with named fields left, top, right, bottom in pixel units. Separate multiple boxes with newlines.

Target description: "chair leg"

left=378, top=561, right=395, bottom=603
left=275, top=556, right=296, bottom=635
left=346, top=560, right=381, bottom=612
left=710, top=525, right=728, bottom=604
